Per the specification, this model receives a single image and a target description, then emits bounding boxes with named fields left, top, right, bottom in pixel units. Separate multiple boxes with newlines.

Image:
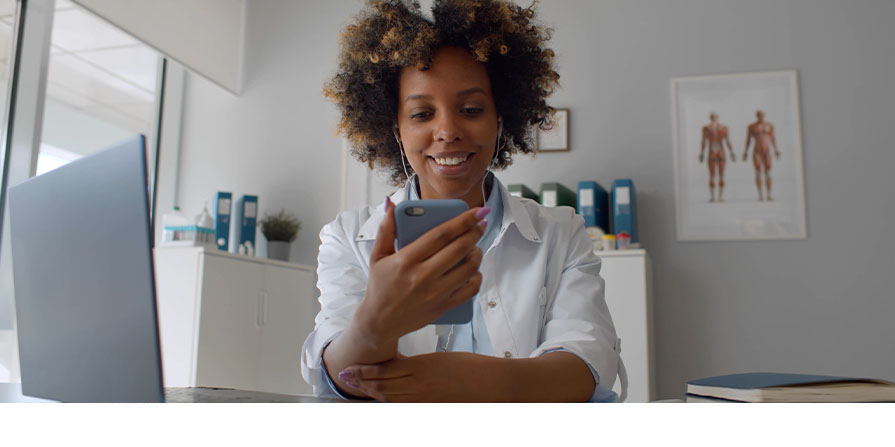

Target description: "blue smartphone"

left=394, top=199, right=473, bottom=325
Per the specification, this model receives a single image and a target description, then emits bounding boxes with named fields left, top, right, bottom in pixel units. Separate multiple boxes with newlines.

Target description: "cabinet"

left=598, top=249, right=654, bottom=402
left=153, top=247, right=316, bottom=395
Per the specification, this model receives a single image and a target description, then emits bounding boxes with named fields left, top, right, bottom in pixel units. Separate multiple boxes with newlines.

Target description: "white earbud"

left=393, top=124, right=411, bottom=182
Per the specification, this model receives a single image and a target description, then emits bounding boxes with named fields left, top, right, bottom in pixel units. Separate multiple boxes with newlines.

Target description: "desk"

left=0, top=383, right=342, bottom=403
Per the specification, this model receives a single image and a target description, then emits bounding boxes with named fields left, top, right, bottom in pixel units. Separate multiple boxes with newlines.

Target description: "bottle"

left=195, top=202, right=215, bottom=244
left=162, top=206, right=190, bottom=241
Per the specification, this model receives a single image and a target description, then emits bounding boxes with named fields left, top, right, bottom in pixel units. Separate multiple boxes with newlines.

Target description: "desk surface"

left=0, top=383, right=342, bottom=403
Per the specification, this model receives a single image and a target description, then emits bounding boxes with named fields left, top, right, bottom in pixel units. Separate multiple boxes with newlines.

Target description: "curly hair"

left=324, top=0, right=560, bottom=186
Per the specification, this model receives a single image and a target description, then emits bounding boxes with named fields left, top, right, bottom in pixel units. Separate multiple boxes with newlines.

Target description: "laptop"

left=8, top=136, right=334, bottom=403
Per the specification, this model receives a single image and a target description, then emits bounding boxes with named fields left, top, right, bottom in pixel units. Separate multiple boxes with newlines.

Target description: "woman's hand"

left=340, top=352, right=503, bottom=402
left=353, top=198, right=489, bottom=348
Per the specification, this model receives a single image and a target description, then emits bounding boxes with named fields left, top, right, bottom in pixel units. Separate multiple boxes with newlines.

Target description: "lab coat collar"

left=355, top=175, right=542, bottom=243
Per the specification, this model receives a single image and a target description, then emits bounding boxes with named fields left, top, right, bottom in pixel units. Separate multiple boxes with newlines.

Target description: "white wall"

left=175, top=0, right=363, bottom=265
left=174, top=0, right=895, bottom=398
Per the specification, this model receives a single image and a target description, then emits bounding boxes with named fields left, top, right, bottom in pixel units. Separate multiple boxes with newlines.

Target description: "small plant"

left=259, top=209, right=302, bottom=242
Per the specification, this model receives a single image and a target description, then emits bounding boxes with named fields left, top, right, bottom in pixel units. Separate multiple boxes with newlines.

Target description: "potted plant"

left=259, top=209, right=302, bottom=262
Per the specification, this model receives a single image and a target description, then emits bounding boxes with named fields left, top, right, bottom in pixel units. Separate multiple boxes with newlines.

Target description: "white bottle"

left=195, top=202, right=215, bottom=244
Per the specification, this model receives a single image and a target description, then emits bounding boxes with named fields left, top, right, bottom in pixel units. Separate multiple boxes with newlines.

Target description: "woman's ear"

left=392, top=124, right=402, bottom=144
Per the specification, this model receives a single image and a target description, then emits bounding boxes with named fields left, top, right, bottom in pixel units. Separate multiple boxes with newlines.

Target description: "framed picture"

left=536, top=108, right=569, bottom=152
left=671, top=70, right=807, bottom=241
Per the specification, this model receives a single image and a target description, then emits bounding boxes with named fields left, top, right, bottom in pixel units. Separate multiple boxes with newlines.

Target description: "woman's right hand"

left=353, top=197, right=488, bottom=347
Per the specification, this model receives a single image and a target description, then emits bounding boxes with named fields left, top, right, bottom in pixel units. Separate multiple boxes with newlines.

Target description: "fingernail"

left=345, top=380, right=360, bottom=389
left=338, top=370, right=353, bottom=382
left=478, top=218, right=487, bottom=228
left=474, top=207, right=491, bottom=220
left=384, top=196, right=391, bottom=213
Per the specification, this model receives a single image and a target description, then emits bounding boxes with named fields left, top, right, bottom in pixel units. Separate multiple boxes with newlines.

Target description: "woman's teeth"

left=433, top=156, right=467, bottom=166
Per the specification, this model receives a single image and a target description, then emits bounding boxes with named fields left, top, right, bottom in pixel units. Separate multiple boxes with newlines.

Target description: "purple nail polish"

left=338, top=370, right=353, bottom=382
left=384, top=196, right=391, bottom=213
left=345, top=380, right=360, bottom=389
left=479, top=218, right=487, bottom=227
left=474, top=206, right=491, bottom=220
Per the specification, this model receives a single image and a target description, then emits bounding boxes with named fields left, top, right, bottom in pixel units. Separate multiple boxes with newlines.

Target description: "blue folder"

left=212, top=191, right=232, bottom=251
left=577, top=181, right=609, bottom=233
left=611, top=179, right=638, bottom=242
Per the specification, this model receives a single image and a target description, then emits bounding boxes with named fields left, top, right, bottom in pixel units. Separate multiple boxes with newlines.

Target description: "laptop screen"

left=8, top=135, right=164, bottom=403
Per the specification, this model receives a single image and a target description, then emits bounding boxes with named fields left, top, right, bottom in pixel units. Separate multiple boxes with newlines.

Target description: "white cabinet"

left=153, top=247, right=316, bottom=395
left=598, top=249, right=654, bottom=402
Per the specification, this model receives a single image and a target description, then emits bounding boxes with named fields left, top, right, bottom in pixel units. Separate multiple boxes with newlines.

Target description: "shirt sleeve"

left=538, top=348, right=619, bottom=402
left=529, top=210, right=624, bottom=401
left=300, top=216, right=370, bottom=397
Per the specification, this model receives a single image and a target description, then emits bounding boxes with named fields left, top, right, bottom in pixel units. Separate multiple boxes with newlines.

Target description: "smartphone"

left=394, top=199, right=473, bottom=325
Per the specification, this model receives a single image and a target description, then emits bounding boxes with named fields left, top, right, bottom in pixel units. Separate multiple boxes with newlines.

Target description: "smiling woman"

left=302, top=0, right=626, bottom=403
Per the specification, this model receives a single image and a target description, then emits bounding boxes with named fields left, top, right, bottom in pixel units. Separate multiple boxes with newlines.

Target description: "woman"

left=301, top=0, right=626, bottom=402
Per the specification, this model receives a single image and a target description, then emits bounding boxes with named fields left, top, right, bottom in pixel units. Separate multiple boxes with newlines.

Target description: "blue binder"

left=577, top=181, right=609, bottom=233
left=611, top=179, right=638, bottom=243
left=236, top=195, right=258, bottom=253
left=212, top=191, right=232, bottom=251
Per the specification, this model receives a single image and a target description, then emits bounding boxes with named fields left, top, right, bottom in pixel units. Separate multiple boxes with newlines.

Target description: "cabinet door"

left=194, top=254, right=264, bottom=390
left=257, top=264, right=316, bottom=395
left=600, top=254, right=651, bottom=402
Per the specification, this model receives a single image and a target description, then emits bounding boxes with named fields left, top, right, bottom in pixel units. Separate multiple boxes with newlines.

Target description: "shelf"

left=595, top=248, right=646, bottom=258
left=154, top=246, right=313, bottom=271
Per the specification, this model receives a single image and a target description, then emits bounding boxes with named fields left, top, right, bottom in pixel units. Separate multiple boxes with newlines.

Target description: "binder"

left=212, top=191, right=232, bottom=251
left=539, top=182, right=576, bottom=208
left=611, top=179, right=638, bottom=243
left=507, top=183, right=538, bottom=201
left=577, top=181, right=609, bottom=233
left=235, top=194, right=258, bottom=254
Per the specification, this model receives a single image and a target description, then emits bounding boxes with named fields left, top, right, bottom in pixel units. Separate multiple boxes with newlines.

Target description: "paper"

left=616, top=187, right=630, bottom=205
left=543, top=190, right=557, bottom=207
left=218, top=198, right=231, bottom=215
left=245, top=201, right=257, bottom=218
left=579, top=189, right=594, bottom=207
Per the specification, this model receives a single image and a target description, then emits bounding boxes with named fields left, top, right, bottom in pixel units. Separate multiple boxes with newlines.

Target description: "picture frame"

left=536, top=108, right=569, bottom=152
left=671, top=70, right=807, bottom=241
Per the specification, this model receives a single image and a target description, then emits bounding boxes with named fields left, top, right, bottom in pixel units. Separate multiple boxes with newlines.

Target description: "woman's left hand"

left=341, top=352, right=504, bottom=402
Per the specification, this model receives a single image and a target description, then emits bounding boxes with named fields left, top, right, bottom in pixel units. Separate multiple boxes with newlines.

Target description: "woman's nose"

left=433, top=114, right=463, bottom=143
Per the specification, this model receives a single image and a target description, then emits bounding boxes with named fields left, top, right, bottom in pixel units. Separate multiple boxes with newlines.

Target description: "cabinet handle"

left=256, top=292, right=264, bottom=327
left=261, top=291, right=268, bottom=326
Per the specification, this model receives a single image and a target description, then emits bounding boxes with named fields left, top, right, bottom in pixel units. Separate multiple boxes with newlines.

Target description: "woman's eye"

left=462, top=107, right=484, bottom=115
left=410, top=111, right=431, bottom=120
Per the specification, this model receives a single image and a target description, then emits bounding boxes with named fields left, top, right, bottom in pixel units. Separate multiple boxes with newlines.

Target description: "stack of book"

left=686, top=372, right=895, bottom=403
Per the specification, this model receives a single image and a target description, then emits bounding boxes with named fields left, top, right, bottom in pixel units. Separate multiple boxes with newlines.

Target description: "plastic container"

left=616, top=231, right=631, bottom=250
left=162, top=207, right=190, bottom=242
left=161, top=204, right=215, bottom=247
left=602, top=234, right=616, bottom=251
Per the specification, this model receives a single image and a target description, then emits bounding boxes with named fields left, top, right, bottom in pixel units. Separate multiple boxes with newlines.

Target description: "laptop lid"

left=9, top=135, right=164, bottom=403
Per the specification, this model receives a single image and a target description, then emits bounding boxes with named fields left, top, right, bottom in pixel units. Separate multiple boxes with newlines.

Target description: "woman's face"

left=396, top=46, right=499, bottom=207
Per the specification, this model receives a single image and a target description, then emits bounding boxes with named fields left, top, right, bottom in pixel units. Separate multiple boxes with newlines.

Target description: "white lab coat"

left=301, top=177, right=627, bottom=400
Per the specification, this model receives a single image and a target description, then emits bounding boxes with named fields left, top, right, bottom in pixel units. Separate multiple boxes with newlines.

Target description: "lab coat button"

left=504, top=351, right=512, bottom=358
left=487, top=301, right=497, bottom=308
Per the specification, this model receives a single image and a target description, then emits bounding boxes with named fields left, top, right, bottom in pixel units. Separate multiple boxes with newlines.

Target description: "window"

left=0, top=0, right=164, bottom=383
left=38, top=0, right=160, bottom=174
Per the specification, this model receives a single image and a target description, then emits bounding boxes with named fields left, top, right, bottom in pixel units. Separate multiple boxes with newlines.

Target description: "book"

left=577, top=180, right=609, bottom=233
left=686, top=372, right=895, bottom=403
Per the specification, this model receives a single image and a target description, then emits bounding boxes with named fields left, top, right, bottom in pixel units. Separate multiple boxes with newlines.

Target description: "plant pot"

left=267, top=240, right=291, bottom=262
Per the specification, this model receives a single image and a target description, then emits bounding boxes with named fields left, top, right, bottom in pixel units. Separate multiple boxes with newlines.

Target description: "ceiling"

left=0, top=0, right=159, bottom=137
